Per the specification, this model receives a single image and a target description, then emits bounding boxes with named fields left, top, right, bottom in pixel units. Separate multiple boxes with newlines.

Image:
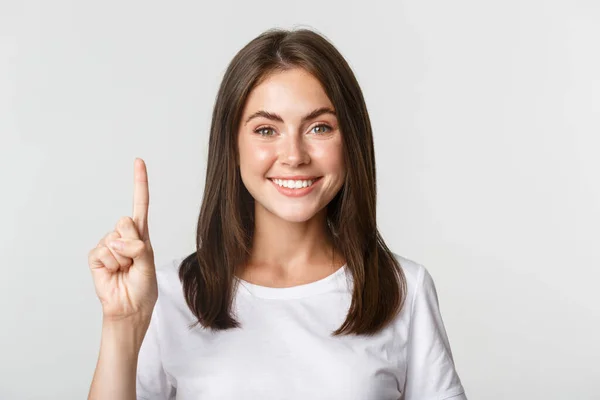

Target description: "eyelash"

left=253, top=124, right=333, bottom=137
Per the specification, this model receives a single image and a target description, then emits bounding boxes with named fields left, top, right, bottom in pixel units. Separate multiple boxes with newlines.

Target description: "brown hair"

left=179, top=27, right=407, bottom=336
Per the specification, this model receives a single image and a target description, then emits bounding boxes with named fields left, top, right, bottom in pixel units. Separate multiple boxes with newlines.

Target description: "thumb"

left=108, top=238, right=153, bottom=264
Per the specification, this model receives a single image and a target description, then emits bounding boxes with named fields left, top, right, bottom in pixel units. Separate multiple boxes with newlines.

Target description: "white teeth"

left=272, top=178, right=316, bottom=189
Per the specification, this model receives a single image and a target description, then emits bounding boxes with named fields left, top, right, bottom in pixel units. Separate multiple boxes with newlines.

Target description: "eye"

left=253, top=124, right=333, bottom=137
left=311, top=124, right=333, bottom=135
left=254, top=127, right=276, bottom=137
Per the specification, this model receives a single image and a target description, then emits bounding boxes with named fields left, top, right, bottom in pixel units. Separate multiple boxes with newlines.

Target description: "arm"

left=87, top=158, right=158, bottom=400
left=88, top=316, right=151, bottom=400
left=403, top=265, right=467, bottom=400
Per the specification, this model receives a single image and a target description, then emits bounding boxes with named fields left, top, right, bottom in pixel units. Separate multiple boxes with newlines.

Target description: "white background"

left=1, top=0, right=599, bottom=399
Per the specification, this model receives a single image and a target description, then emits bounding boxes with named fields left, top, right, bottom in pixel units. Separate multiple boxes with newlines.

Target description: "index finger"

left=132, top=158, right=149, bottom=240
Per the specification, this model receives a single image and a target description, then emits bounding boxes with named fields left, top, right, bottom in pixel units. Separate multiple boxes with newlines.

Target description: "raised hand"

left=88, top=158, right=158, bottom=322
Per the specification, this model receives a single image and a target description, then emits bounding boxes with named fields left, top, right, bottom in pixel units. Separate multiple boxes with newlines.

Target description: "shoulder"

left=390, top=252, right=424, bottom=283
left=390, top=253, right=466, bottom=398
left=152, top=254, right=192, bottom=319
left=389, top=252, right=428, bottom=294
left=388, top=252, right=439, bottom=318
left=155, top=255, right=187, bottom=294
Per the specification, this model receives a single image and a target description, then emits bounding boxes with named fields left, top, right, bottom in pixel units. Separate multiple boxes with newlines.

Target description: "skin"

left=236, top=67, right=347, bottom=287
left=88, top=158, right=157, bottom=400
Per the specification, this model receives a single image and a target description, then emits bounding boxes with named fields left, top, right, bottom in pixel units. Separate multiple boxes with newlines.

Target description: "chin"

left=259, top=203, right=321, bottom=223
left=272, top=210, right=317, bottom=223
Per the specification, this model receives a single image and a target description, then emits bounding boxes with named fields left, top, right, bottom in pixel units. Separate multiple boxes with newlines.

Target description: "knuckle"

left=98, top=246, right=112, bottom=258
left=95, top=246, right=105, bottom=256
left=137, top=240, right=147, bottom=252
left=116, top=216, right=133, bottom=229
left=107, top=231, right=121, bottom=241
left=130, top=240, right=142, bottom=255
left=97, top=232, right=110, bottom=247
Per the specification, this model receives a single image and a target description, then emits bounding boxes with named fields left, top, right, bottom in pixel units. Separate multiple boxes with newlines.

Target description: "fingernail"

left=109, top=240, right=123, bottom=250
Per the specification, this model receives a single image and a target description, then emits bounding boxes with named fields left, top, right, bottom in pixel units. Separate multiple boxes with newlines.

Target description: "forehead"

left=242, top=68, right=334, bottom=116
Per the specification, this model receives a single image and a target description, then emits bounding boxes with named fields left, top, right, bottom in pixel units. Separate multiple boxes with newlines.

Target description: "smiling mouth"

left=268, top=177, right=322, bottom=189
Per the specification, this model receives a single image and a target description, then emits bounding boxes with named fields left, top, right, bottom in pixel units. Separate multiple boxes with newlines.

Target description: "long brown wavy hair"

left=178, top=27, right=407, bottom=336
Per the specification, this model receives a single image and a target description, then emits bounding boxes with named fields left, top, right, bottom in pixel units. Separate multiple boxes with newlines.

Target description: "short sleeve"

left=403, top=265, right=467, bottom=400
left=136, top=299, right=176, bottom=400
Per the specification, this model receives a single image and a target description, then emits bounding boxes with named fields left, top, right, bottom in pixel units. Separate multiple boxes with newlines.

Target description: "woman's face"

left=237, top=67, right=345, bottom=223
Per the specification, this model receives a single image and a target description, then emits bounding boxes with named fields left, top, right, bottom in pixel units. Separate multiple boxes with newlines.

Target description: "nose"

left=279, top=133, right=310, bottom=167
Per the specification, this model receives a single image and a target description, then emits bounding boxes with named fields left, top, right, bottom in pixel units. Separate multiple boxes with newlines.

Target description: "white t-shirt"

left=136, top=253, right=467, bottom=400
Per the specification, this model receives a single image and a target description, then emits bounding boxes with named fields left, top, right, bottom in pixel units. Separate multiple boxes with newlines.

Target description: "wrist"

left=101, top=316, right=151, bottom=354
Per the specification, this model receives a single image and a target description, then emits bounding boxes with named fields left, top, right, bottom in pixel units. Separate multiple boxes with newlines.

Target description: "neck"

left=243, top=205, right=342, bottom=281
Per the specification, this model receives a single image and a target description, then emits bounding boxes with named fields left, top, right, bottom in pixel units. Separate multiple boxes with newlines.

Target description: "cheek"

left=254, top=146, right=272, bottom=163
left=239, top=141, right=274, bottom=172
left=311, top=141, right=345, bottom=172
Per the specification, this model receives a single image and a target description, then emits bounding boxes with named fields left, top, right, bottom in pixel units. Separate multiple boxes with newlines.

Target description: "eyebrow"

left=243, top=106, right=337, bottom=126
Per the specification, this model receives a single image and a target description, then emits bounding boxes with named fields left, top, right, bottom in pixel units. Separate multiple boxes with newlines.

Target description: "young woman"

left=88, top=28, right=467, bottom=400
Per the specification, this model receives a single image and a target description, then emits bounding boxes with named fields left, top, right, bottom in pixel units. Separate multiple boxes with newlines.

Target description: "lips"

left=267, top=176, right=321, bottom=180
